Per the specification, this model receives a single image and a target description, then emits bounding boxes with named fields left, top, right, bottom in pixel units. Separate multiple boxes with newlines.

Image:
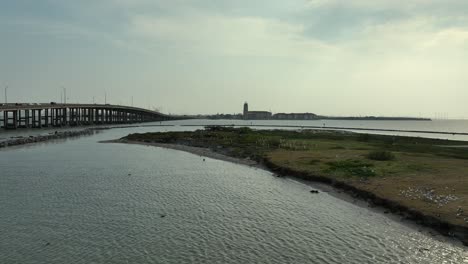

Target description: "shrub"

left=266, top=138, right=281, bottom=148
left=326, top=160, right=376, bottom=177
left=237, top=127, right=252, bottom=134
left=367, top=150, right=395, bottom=161
left=309, top=159, right=321, bottom=165
left=205, top=126, right=233, bottom=132
left=358, top=133, right=371, bottom=142
left=330, top=145, right=345, bottom=150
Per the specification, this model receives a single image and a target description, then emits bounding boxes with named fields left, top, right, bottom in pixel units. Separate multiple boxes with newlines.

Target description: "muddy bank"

left=101, top=139, right=259, bottom=168
left=108, top=138, right=468, bottom=247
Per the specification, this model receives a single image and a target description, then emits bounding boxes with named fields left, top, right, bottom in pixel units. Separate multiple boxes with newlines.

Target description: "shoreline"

left=0, top=124, right=175, bottom=149
left=101, top=139, right=260, bottom=168
left=105, top=138, right=468, bottom=247
left=0, top=129, right=101, bottom=148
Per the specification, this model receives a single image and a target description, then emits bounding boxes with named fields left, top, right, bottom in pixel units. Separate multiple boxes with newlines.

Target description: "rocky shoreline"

left=109, top=138, right=468, bottom=247
left=0, top=129, right=102, bottom=148
left=0, top=124, right=180, bottom=149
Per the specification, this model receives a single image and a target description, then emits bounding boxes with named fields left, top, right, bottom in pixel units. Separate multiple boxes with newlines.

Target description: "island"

left=113, top=126, right=468, bottom=246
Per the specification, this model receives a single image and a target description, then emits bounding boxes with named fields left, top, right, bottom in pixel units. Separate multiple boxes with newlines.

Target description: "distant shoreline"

left=201, top=116, right=432, bottom=121
left=197, top=124, right=468, bottom=136
left=320, top=117, right=431, bottom=121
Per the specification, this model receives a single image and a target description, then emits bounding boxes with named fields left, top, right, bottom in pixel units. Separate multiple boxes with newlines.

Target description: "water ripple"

left=0, top=127, right=467, bottom=263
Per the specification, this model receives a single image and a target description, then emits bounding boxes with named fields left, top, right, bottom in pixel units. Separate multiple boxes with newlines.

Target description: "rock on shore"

left=0, top=129, right=98, bottom=148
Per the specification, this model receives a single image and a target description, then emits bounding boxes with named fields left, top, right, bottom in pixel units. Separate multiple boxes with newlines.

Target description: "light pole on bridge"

left=62, top=87, right=66, bottom=104
left=4, top=86, right=7, bottom=104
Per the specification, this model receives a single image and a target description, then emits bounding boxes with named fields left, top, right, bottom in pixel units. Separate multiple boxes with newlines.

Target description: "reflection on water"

left=0, top=125, right=467, bottom=264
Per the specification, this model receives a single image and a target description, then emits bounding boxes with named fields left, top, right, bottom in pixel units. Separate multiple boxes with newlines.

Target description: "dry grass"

left=268, top=149, right=468, bottom=227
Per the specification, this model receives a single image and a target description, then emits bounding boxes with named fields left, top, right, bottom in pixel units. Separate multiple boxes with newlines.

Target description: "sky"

left=1, top=0, right=467, bottom=118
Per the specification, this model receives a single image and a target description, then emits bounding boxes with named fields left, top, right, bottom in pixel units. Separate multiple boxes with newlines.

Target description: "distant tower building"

left=243, top=102, right=249, bottom=120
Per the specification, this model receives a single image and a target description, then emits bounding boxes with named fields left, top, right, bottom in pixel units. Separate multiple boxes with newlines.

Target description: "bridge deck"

left=0, top=103, right=173, bottom=129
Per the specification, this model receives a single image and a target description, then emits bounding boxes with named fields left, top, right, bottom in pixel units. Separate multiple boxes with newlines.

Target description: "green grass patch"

left=330, top=145, right=346, bottom=150
left=123, top=127, right=468, bottom=165
left=325, top=159, right=376, bottom=177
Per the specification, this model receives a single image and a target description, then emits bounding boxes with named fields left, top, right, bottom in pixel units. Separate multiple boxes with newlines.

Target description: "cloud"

left=127, top=14, right=337, bottom=58
left=2, top=0, right=468, bottom=116
left=124, top=7, right=468, bottom=64
left=300, top=0, right=468, bottom=41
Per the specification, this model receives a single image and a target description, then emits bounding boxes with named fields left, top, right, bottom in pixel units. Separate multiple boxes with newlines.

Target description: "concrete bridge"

left=0, top=103, right=174, bottom=129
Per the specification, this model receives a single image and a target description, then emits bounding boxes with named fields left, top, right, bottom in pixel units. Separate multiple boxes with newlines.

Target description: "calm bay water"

left=0, top=124, right=467, bottom=263
left=2, top=119, right=468, bottom=142
left=164, top=119, right=468, bottom=141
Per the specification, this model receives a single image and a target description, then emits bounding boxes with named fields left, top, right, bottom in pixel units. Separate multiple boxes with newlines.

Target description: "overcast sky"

left=1, top=1, right=467, bottom=117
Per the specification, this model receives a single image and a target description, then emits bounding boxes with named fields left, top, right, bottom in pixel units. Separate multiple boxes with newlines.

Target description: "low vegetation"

left=325, top=159, right=376, bottom=177
left=124, top=126, right=468, bottom=228
left=367, top=150, right=395, bottom=161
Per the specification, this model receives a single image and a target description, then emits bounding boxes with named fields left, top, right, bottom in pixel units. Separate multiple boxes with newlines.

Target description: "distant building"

left=247, top=111, right=272, bottom=120
left=243, top=102, right=272, bottom=120
left=273, top=113, right=318, bottom=120
left=243, top=102, right=249, bottom=120
left=242, top=102, right=317, bottom=120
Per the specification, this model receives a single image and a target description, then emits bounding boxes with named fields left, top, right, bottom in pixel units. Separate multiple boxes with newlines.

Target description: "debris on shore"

left=399, top=187, right=459, bottom=207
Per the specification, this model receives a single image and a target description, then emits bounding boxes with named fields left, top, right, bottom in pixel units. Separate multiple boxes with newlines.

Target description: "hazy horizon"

left=1, top=1, right=467, bottom=118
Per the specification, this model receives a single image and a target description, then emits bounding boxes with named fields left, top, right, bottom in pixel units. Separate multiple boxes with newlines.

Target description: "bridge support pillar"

left=2, top=111, right=6, bottom=129
left=71, top=108, right=77, bottom=126
left=96, top=109, right=100, bottom=124
left=31, top=110, right=35, bottom=128
left=76, top=108, right=81, bottom=125
left=56, top=108, right=63, bottom=127
left=62, top=108, right=67, bottom=126
left=104, top=109, right=108, bottom=124
left=18, top=110, right=23, bottom=127
left=38, top=109, right=42, bottom=128
left=25, top=110, right=30, bottom=128
left=88, top=108, right=92, bottom=125
left=54, top=108, right=59, bottom=127
left=3, top=110, right=19, bottom=129
left=31, top=109, right=42, bottom=128
left=99, top=108, right=103, bottom=124
left=13, top=110, right=18, bottom=129
left=44, top=109, right=49, bottom=127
